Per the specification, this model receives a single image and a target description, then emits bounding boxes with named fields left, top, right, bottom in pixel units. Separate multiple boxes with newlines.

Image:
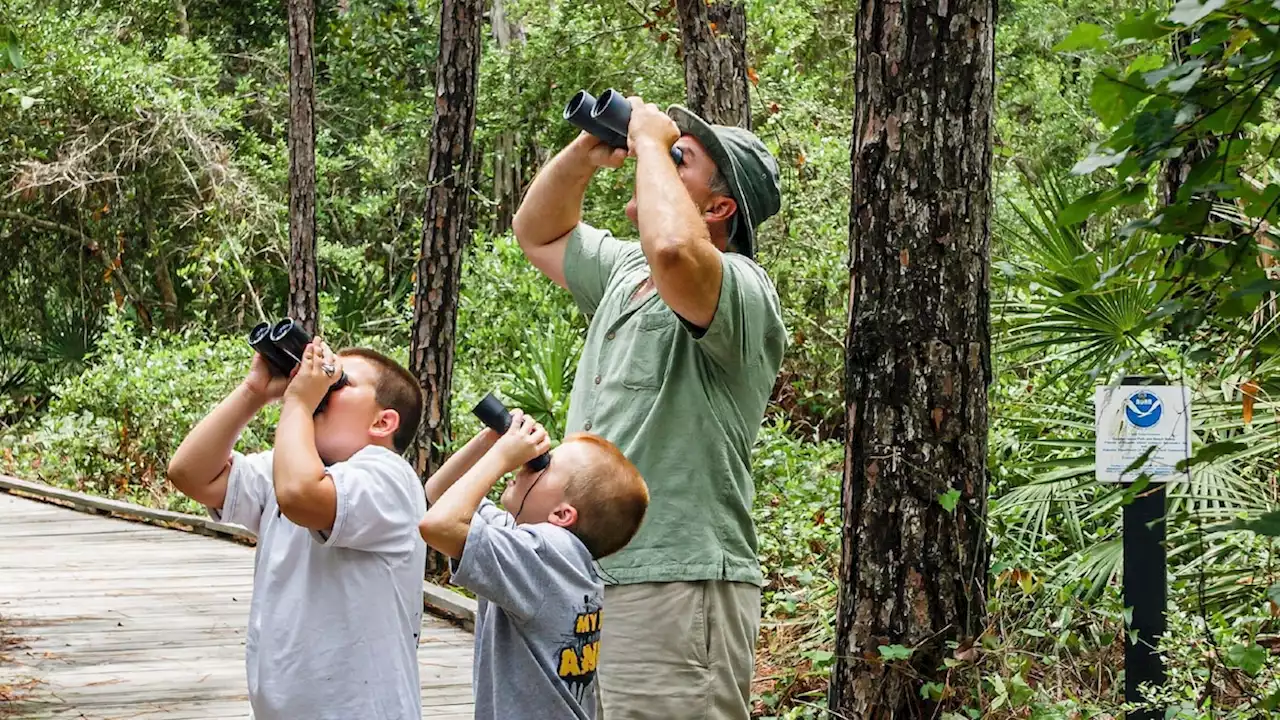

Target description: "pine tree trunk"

left=831, top=0, right=995, bottom=716
left=409, top=0, right=483, bottom=484
left=287, top=0, right=319, bottom=334
left=675, top=0, right=751, bottom=129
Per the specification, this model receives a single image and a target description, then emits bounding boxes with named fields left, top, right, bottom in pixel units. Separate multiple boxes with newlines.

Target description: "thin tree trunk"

left=140, top=183, right=179, bottom=329
left=1161, top=34, right=1217, bottom=207
left=287, top=0, right=319, bottom=334
left=409, top=0, right=483, bottom=483
left=675, top=0, right=751, bottom=128
left=154, top=250, right=179, bottom=330
left=489, top=0, right=525, bottom=235
left=173, top=0, right=190, bottom=38
left=831, top=0, right=995, bottom=715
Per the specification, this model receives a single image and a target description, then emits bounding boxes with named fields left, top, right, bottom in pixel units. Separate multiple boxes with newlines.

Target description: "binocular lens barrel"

left=563, top=88, right=683, bottom=165
left=244, top=317, right=350, bottom=413
left=589, top=89, right=631, bottom=138
left=564, top=90, right=628, bottom=150
left=472, top=393, right=551, bottom=471
left=249, top=321, right=294, bottom=376
left=269, top=318, right=313, bottom=365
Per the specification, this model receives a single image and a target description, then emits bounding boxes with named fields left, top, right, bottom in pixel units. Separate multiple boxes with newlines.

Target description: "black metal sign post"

left=1120, top=375, right=1168, bottom=720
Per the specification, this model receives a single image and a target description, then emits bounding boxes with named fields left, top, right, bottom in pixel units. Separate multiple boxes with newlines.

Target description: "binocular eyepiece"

left=564, top=89, right=683, bottom=166
left=472, top=393, right=551, bottom=471
left=247, top=318, right=350, bottom=412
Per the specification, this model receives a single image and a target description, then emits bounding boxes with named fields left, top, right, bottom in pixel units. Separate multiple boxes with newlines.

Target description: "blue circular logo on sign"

left=1125, top=390, right=1163, bottom=428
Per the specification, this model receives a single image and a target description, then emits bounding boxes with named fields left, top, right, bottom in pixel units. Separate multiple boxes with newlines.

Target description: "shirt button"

left=584, top=421, right=593, bottom=431
left=606, top=332, right=615, bottom=341
left=594, top=375, right=601, bottom=385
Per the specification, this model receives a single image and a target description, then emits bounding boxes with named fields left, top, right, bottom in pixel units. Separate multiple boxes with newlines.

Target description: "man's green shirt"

left=563, top=223, right=787, bottom=586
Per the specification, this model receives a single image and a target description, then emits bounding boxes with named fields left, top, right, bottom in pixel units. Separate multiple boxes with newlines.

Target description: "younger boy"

left=167, top=339, right=427, bottom=720
left=420, top=410, right=649, bottom=720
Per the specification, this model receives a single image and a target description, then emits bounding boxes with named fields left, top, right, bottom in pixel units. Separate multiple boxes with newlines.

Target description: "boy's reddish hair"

left=561, top=433, right=649, bottom=560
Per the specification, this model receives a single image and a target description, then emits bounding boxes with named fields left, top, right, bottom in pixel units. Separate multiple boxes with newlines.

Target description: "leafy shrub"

left=750, top=422, right=843, bottom=716
left=0, top=312, right=276, bottom=511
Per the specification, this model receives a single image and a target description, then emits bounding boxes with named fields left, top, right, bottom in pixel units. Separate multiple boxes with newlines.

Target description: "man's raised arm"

left=512, top=133, right=625, bottom=289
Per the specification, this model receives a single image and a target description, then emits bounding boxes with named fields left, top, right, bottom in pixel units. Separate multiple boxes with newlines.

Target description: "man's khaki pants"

left=597, top=580, right=761, bottom=720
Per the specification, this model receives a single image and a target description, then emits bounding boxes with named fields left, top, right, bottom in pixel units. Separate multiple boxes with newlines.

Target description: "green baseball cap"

left=666, top=105, right=781, bottom=259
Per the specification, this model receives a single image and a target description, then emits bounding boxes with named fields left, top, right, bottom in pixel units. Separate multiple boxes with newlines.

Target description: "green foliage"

left=2, top=0, right=1276, bottom=716
left=751, top=423, right=842, bottom=714
left=497, top=321, right=583, bottom=440
left=0, top=311, right=276, bottom=511
left=1062, top=1, right=1280, bottom=294
left=992, top=169, right=1280, bottom=614
left=0, top=23, right=23, bottom=71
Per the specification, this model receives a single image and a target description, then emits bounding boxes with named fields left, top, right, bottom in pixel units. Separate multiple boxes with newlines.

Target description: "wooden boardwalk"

left=0, top=491, right=475, bottom=719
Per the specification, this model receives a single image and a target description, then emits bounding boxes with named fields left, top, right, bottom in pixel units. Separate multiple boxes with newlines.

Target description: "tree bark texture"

left=287, top=0, right=319, bottom=334
left=832, top=0, right=995, bottom=716
left=676, top=0, right=751, bottom=129
left=489, top=0, right=525, bottom=235
left=409, top=0, right=483, bottom=483
left=173, top=0, right=191, bottom=37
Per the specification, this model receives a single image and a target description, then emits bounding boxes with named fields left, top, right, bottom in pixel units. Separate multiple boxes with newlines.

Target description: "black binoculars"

left=472, top=393, right=551, bottom=471
left=247, top=318, right=350, bottom=412
left=564, top=89, right=683, bottom=166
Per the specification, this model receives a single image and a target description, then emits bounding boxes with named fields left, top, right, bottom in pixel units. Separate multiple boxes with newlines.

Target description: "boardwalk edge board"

left=0, top=474, right=478, bottom=628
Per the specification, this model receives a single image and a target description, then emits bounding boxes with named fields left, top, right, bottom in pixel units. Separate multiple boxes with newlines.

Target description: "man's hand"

left=282, top=339, right=343, bottom=412
left=626, top=97, right=680, bottom=157
left=573, top=131, right=628, bottom=170
left=241, top=353, right=293, bottom=404
left=492, top=410, right=551, bottom=472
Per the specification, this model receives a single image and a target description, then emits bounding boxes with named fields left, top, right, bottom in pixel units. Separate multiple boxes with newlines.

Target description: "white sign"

left=1095, top=384, right=1191, bottom=483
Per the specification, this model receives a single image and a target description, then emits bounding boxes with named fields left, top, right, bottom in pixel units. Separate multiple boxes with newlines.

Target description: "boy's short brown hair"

left=337, top=348, right=423, bottom=454
left=560, top=433, right=649, bottom=560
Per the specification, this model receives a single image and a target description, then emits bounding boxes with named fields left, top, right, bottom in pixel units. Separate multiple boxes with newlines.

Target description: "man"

left=512, top=96, right=786, bottom=719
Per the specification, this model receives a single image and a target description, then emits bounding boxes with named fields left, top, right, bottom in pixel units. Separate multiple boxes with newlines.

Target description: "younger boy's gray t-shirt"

left=209, top=445, right=428, bottom=720
left=451, top=499, right=603, bottom=720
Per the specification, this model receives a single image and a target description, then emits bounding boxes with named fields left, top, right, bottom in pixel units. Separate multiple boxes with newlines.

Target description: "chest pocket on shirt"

left=620, top=310, right=676, bottom=391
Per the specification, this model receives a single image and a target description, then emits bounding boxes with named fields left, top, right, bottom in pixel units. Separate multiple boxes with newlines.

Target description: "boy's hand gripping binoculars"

left=472, top=393, right=551, bottom=471
left=247, top=318, right=349, bottom=412
left=564, top=89, right=683, bottom=166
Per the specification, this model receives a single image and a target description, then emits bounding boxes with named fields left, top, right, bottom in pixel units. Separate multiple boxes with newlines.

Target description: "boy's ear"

left=371, top=408, right=400, bottom=440
left=547, top=503, right=578, bottom=529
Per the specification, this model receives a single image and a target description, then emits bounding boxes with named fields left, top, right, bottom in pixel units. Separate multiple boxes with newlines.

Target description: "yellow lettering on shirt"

left=574, top=610, right=601, bottom=635
left=558, top=648, right=582, bottom=678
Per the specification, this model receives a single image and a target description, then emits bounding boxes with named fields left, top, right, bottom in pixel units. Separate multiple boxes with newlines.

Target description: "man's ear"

left=371, top=408, right=400, bottom=440
left=703, top=194, right=737, bottom=225
left=547, top=503, right=578, bottom=529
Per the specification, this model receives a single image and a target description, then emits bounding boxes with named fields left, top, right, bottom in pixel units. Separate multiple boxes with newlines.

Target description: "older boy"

left=167, top=339, right=427, bottom=720
left=420, top=411, right=649, bottom=720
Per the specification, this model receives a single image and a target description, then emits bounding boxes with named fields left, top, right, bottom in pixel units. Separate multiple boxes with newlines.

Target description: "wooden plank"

left=0, top=492, right=475, bottom=718
left=3, top=475, right=484, bottom=626
left=424, top=579, right=478, bottom=631
left=0, top=474, right=255, bottom=540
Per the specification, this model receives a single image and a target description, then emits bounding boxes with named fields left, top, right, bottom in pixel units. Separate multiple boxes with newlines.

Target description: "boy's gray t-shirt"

left=450, top=499, right=603, bottom=720
left=209, top=445, right=428, bottom=720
